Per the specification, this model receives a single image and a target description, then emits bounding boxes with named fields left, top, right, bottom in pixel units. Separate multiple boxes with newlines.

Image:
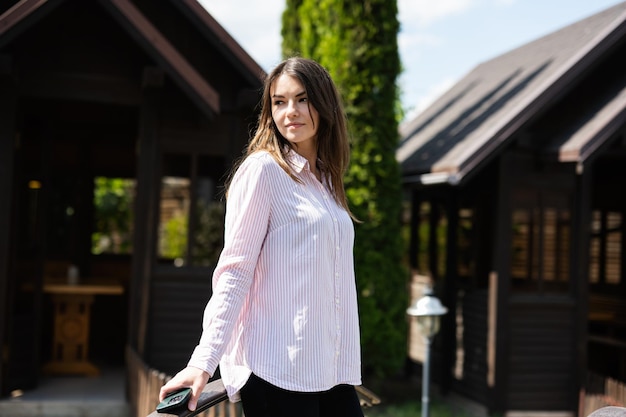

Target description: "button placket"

left=326, top=196, right=343, bottom=373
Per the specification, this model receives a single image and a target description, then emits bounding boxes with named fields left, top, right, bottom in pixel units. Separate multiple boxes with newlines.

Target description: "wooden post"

left=441, top=191, right=459, bottom=394
left=409, top=189, right=421, bottom=271
left=491, top=152, right=514, bottom=413
left=428, top=201, right=440, bottom=280
left=0, top=54, right=16, bottom=396
left=129, top=67, right=163, bottom=355
left=573, top=165, right=592, bottom=416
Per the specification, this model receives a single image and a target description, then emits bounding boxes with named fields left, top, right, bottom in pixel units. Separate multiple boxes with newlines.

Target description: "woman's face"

left=270, top=74, right=320, bottom=153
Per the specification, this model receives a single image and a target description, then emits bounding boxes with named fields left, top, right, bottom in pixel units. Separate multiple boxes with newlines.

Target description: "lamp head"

left=406, top=286, right=448, bottom=338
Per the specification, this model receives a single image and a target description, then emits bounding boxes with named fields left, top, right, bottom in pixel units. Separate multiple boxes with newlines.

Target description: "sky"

left=197, top=0, right=624, bottom=122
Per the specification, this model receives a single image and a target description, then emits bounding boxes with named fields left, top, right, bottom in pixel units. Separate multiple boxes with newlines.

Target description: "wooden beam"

left=0, top=56, right=16, bottom=396
left=19, top=72, right=141, bottom=105
left=491, top=152, right=514, bottom=413
left=409, top=189, right=420, bottom=271
left=160, top=130, right=228, bottom=156
left=441, top=192, right=459, bottom=395
left=428, top=201, right=440, bottom=280
left=129, top=67, right=162, bottom=355
left=98, top=0, right=220, bottom=117
left=0, top=0, right=66, bottom=48
left=572, top=167, right=592, bottom=411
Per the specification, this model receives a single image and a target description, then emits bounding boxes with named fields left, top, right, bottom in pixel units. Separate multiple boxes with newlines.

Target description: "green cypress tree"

left=281, top=0, right=407, bottom=377
left=280, top=0, right=302, bottom=57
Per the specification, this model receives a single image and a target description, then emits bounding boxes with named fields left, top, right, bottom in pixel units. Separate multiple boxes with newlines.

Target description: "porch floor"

left=0, top=367, right=130, bottom=417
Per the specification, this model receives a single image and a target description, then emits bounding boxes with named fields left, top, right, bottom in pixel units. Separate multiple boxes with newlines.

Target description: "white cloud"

left=399, top=0, right=476, bottom=27
left=399, top=31, right=442, bottom=51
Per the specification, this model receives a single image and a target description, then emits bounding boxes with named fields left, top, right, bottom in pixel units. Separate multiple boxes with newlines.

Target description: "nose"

left=286, top=100, right=299, bottom=116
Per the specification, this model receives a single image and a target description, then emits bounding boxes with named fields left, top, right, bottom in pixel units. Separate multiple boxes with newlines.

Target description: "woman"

left=160, top=57, right=363, bottom=417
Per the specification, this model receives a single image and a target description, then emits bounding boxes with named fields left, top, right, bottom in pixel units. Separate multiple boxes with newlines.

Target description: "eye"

left=299, top=97, right=308, bottom=103
left=273, top=99, right=284, bottom=106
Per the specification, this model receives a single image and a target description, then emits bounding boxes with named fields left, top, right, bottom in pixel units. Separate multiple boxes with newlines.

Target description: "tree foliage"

left=281, top=0, right=408, bottom=376
left=92, top=177, right=134, bottom=254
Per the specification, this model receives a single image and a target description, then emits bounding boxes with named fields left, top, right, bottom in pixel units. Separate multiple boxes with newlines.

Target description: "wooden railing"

left=145, top=379, right=236, bottom=417
left=127, top=346, right=380, bottom=417
left=126, top=346, right=241, bottom=417
left=580, top=372, right=626, bottom=417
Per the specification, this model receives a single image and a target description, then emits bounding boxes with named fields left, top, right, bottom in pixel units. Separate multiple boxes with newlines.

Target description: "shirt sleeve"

left=187, top=155, right=272, bottom=375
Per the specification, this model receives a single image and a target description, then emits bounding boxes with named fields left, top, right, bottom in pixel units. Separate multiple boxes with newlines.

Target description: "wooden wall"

left=507, top=299, right=576, bottom=411
left=147, top=275, right=213, bottom=374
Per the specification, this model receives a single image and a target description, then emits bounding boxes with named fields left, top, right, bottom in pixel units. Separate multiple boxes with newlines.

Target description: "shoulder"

left=243, top=151, right=277, bottom=167
left=232, top=151, right=284, bottom=185
left=237, top=151, right=283, bottom=176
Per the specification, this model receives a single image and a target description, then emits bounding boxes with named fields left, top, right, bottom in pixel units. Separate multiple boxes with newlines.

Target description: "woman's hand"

left=159, top=366, right=211, bottom=411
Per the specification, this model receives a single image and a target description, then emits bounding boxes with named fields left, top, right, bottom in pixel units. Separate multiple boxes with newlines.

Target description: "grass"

left=360, top=375, right=481, bottom=417
left=364, top=399, right=476, bottom=417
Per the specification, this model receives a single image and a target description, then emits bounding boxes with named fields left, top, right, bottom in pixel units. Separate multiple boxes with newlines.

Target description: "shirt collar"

left=286, top=149, right=309, bottom=174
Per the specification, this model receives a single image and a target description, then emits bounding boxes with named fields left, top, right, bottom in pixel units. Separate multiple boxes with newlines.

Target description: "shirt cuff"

left=187, top=344, right=220, bottom=377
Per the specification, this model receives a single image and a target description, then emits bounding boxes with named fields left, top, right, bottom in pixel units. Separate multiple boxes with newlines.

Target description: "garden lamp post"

left=406, top=286, right=448, bottom=417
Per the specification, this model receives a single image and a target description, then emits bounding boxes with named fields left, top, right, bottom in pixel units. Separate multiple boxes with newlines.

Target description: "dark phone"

left=156, top=387, right=192, bottom=413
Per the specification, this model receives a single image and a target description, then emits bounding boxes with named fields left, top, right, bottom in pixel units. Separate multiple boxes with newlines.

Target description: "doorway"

left=3, top=99, right=137, bottom=393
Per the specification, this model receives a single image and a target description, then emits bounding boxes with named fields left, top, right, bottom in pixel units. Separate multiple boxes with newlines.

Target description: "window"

left=92, top=177, right=135, bottom=255
left=511, top=202, right=571, bottom=293
left=157, top=153, right=225, bottom=268
left=589, top=210, right=623, bottom=286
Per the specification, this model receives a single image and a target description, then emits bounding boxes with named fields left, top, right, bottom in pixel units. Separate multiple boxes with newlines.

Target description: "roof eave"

left=0, top=0, right=222, bottom=117
left=0, top=0, right=65, bottom=48
left=402, top=171, right=462, bottom=187
left=171, top=0, right=266, bottom=86
left=560, top=107, right=626, bottom=168
left=98, top=0, right=221, bottom=117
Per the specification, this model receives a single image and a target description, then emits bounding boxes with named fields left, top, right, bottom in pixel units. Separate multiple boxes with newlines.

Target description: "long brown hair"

left=229, top=57, right=354, bottom=218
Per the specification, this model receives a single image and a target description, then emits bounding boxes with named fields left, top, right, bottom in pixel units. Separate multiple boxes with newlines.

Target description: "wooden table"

left=42, top=281, right=124, bottom=376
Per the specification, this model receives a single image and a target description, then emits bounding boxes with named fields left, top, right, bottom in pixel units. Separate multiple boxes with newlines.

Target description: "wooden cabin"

left=0, top=0, right=264, bottom=403
left=398, top=2, right=626, bottom=415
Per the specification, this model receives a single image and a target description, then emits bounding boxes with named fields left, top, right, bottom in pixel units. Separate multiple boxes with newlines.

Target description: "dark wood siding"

left=507, top=298, right=576, bottom=411
left=452, top=289, right=490, bottom=403
left=146, top=274, right=212, bottom=374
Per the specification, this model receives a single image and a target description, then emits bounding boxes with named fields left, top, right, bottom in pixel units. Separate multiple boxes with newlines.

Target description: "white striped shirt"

left=188, top=150, right=362, bottom=402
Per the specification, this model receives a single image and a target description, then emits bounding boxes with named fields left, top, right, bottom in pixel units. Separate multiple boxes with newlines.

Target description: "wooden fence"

left=126, top=345, right=379, bottom=417
left=126, top=346, right=242, bottom=417
left=580, top=372, right=626, bottom=417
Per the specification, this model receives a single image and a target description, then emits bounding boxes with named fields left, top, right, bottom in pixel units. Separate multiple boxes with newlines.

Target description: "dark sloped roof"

left=0, top=0, right=64, bottom=44
left=102, top=0, right=220, bottom=115
left=549, top=78, right=626, bottom=165
left=398, top=1, right=626, bottom=185
left=0, top=0, right=265, bottom=116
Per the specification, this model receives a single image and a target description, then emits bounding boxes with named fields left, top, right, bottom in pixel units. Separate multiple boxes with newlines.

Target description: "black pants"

left=240, top=373, right=364, bottom=417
